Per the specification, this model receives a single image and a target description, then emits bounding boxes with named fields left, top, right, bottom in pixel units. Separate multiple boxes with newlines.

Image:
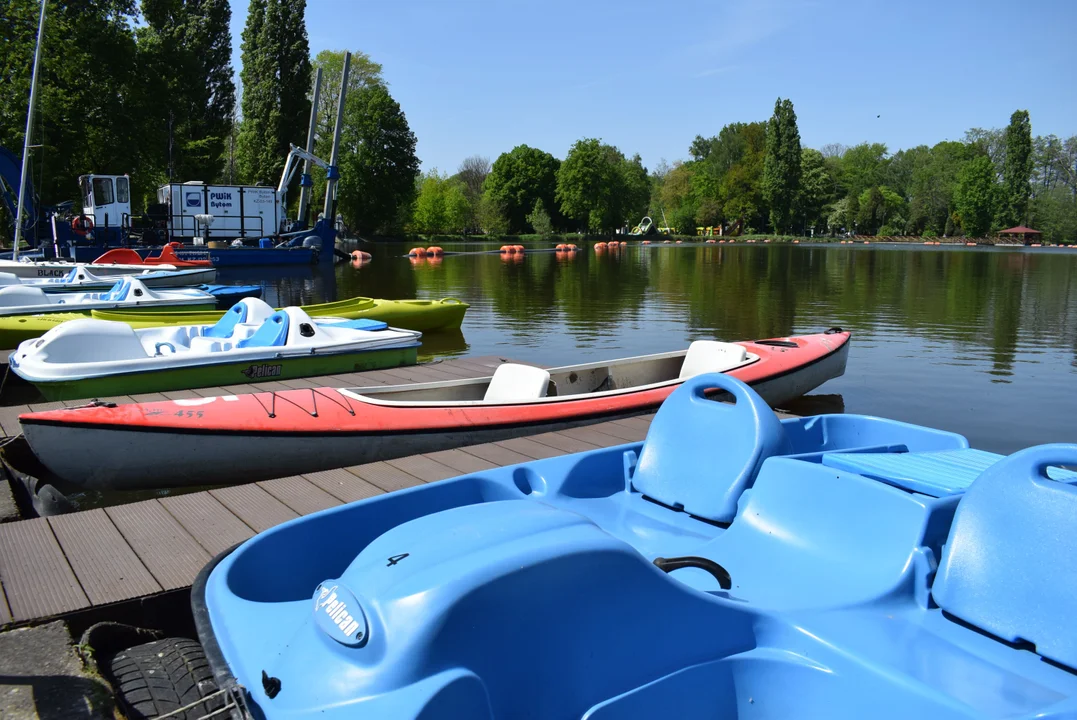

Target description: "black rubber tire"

left=109, top=637, right=224, bottom=719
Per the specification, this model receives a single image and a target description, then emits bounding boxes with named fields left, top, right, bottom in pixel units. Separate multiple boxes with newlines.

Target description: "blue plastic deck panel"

left=320, top=318, right=388, bottom=331
left=822, top=448, right=1077, bottom=496
left=199, top=374, right=1077, bottom=719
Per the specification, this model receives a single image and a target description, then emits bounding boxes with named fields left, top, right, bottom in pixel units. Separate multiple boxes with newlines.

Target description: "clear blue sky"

left=229, top=0, right=1076, bottom=173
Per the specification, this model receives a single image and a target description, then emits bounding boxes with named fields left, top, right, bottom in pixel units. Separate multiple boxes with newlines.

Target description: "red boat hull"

left=21, top=331, right=849, bottom=489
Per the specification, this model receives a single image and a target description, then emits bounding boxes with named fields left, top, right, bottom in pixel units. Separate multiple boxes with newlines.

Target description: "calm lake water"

left=224, top=242, right=1077, bottom=455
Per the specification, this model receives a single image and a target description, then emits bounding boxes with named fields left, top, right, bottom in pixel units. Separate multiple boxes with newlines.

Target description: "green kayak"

left=0, top=296, right=468, bottom=348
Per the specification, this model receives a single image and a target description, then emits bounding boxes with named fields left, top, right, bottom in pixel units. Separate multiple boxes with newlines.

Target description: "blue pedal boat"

left=191, top=373, right=1077, bottom=719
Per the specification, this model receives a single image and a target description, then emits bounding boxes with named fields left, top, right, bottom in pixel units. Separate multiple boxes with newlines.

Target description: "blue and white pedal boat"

left=170, top=374, right=1075, bottom=719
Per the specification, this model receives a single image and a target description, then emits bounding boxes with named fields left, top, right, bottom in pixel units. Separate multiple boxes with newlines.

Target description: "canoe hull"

left=21, top=334, right=848, bottom=489
left=26, top=345, right=419, bottom=402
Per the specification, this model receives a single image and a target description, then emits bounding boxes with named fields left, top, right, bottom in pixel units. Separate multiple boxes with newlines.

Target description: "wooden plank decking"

left=0, top=355, right=654, bottom=627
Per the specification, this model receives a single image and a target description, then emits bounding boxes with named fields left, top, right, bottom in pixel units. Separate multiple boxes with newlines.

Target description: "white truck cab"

left=79, top=174, right=132, bottom=229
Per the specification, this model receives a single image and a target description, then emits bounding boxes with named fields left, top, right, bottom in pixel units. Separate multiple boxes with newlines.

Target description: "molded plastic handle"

left=440, top=297, right=463, bottom=305
left=154, top=341, right=176, bottom=356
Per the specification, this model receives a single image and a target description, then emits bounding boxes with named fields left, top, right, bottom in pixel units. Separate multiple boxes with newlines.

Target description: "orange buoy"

left=705, top=239, right=716, bottom=244
left=350, top=250, right=372, bottom=262
left=719, top=240, right=726, bottom=244
left=500, top=245, right=513, bottom=254
left=863, top=241, right=870, bottom=245
left=594, top=242, right=607, bottom=251
left=567, top=244, right=578, bottom=251
left=426, top=246, right=444, bottom=256
left=663, top=239, right=671, bottom=244
left=792, top=240, right=799, bottom=244
left=512, top=244, right=525, bottom=253
left=555, top=243, right=566, bottom=251
left=935, top=241, right=942, bottom=246
left=965, top=242, right=976, bottom=247
left=675, top=240, right=683, bottom=244
left=408, top=247, right=426, bottom=257
left=641, top=240, right=651, bottom=245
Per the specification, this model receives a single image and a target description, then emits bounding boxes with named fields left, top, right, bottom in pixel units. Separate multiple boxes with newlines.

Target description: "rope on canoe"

left=251, top=388, right=355, bottom=419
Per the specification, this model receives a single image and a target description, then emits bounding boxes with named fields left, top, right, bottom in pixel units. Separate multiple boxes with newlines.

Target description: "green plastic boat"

left=0, top=296, right=468, bottom=348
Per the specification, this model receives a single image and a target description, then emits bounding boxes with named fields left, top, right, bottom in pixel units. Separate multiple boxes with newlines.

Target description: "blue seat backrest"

left=932, top=444, right=1077, bottom=670
left=205, top=302, right=249, bottom=339
left=320, top=318, right=388, bottom=331
left=101, top=278, right=130, bottom=301
left=630, top=373, right=787, bottom=523
left=237, top=310, right=290, bottom=348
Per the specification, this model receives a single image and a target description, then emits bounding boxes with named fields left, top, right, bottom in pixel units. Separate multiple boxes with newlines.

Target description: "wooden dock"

left=0, top=355, right=654, bottom=629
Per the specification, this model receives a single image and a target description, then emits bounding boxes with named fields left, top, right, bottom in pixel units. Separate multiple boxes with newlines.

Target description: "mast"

left=322, top=52, right=350, bottom=221
left=297, top=67, right=322, bottom=227
left=13, top=0, right=47, bottom=261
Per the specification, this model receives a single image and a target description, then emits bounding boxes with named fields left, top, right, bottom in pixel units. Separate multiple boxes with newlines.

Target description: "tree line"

left=2, top=2, right=1073, bottom=244
left=1, top=0, right=420, bottom=241
left=410, top=102, right=1076, bottom=243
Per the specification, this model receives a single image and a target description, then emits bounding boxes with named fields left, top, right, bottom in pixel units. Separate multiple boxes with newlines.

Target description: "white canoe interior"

left=9, top=298, right=421, bottom=382
left=340, top=340, right=759, bottom=407
left=0, top=276, right=214, bottom=316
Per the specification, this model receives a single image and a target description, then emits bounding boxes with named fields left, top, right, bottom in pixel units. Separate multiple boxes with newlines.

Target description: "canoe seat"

left=483, top=363, right=551, bottom=403
left=237, top=311, right=290, bottom=349
left=678, top=340, right=748, bottom=379
left=932, top=444, right=1077, bottom=670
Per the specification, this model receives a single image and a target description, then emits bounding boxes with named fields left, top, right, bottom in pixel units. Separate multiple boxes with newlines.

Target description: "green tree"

left=333, top=84, right=419, bottom=234
left=907, top=141, right=975, bottom=234
left=761, top=98, right=802, bottom=233
left=526, top=198, right=553, bottom=235
left=796, top=148, right=837, bottom=232
left=954, top=155, right=998, bottom=237
left=856, top=186, right=905, bottom=235
left=840, top=142, right=889, bottom=198
left=484, top=145, right=560, bottom=233
left=556, top=139, right=648, bottom=233
left=477, top=194, right=509, bottom=234
left=311, top=49, right=383, bottom=144
left=236, top=0, right=311, bottom=187
left=0, top=0, right=142, bottom=209
left=138, top=0, right=236, bottom=185
left=412, top=171, right=447, bottom=233
left=1000, top=109, right=1033, bottom=227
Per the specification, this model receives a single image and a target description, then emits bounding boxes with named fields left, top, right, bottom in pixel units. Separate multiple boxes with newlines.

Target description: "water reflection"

left=233, top=242, right=1076, bottom=453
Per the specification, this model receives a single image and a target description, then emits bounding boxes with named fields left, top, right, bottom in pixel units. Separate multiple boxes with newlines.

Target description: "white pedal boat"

left=0, top=264, right=217, bottom=292
left=0, top=276, right=217, bottom=317
left=8, top=298, right=423, bottom=400
left=0, top=258, right=179, bottom=279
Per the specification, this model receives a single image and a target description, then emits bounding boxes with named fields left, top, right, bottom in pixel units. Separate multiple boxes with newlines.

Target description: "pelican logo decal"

left=241, top=364, right=282, bottom=379
left=313, top=582, right=367, bottom=645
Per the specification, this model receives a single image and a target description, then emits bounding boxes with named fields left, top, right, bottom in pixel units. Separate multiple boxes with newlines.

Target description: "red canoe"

left=20, top=330, right=850, bottom=490
left=94, top=244, right=214, bottom=268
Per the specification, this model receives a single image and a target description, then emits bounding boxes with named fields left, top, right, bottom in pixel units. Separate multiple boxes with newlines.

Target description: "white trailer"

left=157, top=182, right=283, bottom=241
